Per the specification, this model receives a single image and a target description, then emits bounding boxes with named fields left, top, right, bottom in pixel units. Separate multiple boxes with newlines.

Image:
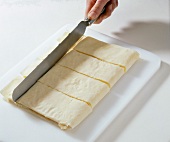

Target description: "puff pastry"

left=1, top=36, right=139, bottom=130
left=21, top=59, right=42, bottom=78
left=58, top=50, right=124, bottom=87
left=74, top=37, right=139, bottom=71
left=17, top=82, right=92, bottom=129
left=0, top=76, right=24, bottom=101
left=39, top=64, right=110, bottom=108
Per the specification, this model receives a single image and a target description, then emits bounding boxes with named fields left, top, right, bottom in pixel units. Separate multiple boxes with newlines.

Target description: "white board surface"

left=0, top=24, right=161, bottom=142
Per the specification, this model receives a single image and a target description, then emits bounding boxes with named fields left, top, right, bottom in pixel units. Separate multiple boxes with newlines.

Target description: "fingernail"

left=114, top=0, right=118, bottom=8
left=112, top=5, right=116, bottom=11
left=109, top=4, right=113, bottom=11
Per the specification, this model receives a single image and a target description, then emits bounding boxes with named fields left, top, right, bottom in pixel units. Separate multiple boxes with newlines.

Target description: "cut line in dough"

left=17, top=82, right=92, bottom=129
left=59, top=64, right=111, bottom=88
left=73, top=36, right=139, bottom=72
left=75, top=49, right=126, bottom=72
left=38, top=81, right=92, bottom=108
left=39, top=64, right=110, bottom=108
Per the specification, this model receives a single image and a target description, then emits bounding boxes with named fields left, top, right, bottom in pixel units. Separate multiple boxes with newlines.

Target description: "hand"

left=85, top=0, right=118, bottom=24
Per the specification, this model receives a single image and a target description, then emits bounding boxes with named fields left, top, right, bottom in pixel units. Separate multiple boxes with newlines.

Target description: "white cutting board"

left=0, top=24, right=161, bottom=142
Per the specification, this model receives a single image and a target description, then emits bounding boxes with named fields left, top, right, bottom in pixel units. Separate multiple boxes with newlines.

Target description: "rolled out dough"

left=21, top=59, right=42, bottom=78
left=74, top=37, right=139, bottom=71
left=17, top=82, right=92, bottom=129
left=0, top=76, right=24, bottom=101
left=58, top=50, right=124, bottom=87
left=39, top=64, right=110, bottom=108
left=1, top=35, right=140, bottom=130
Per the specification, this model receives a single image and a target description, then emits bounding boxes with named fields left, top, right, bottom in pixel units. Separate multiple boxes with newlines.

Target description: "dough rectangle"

left=17, top=82, right=92, bottom=129
left=74, top=37, right=139, bottom=71
left=58, top=50, right=124, bottom=87
left=39, top=64, right=110, bottom=108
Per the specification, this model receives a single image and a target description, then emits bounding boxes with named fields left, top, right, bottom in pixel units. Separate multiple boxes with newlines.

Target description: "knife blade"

left=12, top=21, right=90, bottom=102
left=12, top=8, right=106, bottom=102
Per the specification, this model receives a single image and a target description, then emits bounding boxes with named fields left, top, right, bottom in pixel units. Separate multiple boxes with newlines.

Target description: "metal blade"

left=12, top=21, right=89, bottom=102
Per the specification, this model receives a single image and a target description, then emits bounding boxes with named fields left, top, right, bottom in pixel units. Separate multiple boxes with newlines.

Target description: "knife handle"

left=85, top=7, right=106, bottom=26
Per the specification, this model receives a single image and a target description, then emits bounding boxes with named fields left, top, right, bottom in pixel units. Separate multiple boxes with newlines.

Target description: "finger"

left=103, top=2, right=113, bottom=19
left=115, top=0, right=118, bottom=7
left=111, top=0, right=118, bottom=10
left=94, top=15, right=104, bottom=24
left=85, top=0, right=96, bottom=18
left=90, top=0, right=119, bottom=24
left=101, top=0, right=118, bottom=19
left=88, top=0, right=109, bottom=20
left=94, top=1, right=113, bottom=24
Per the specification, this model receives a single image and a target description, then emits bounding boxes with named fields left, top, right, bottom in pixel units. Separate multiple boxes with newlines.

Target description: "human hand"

left=85, top=0, right=118, bottom=24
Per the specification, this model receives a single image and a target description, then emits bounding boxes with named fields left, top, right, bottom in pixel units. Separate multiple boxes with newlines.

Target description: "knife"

left=12, top=9, right=105, bottom=102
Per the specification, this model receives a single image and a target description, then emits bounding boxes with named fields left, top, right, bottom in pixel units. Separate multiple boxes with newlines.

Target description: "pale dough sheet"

left=58, top=50, right=124, bottom=87
left=74, top=37, right=139, bottom=71
left=0, top=76, right=24, bottom=101
left=39, top=65, right=110, bottom=108
left=38, top=32, right=69, bottom=60
left=21, top=32, right=69, bottom=77
left=17, top=82, right=91, bottom=129
left=57, top=32, right=69, bottom=43
left=21, top=59, right=42, bottom=78
left=0, top=35, right=140, bottom=130
left=38, top=46, right=57, bottom=60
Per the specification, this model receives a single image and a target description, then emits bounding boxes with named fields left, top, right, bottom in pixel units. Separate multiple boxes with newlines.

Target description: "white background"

left=0, top=0, right=169, bottom=142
